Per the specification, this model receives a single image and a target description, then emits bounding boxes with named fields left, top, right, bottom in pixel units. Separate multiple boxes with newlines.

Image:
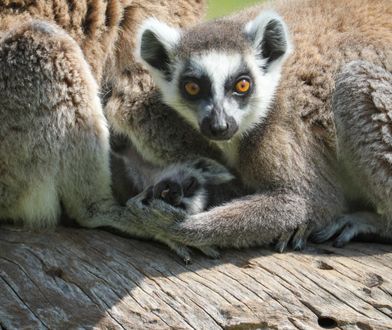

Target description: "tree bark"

left=1, top=226, right=391, bottom=330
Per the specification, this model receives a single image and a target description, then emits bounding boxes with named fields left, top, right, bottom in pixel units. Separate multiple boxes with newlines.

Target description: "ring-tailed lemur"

left=131, top=0, right=392, bottom=257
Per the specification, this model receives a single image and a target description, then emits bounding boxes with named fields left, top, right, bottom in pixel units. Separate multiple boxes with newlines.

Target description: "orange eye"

left=184, top=81, right=200, bottom=96
left=235, top=78, right=251, bottom=94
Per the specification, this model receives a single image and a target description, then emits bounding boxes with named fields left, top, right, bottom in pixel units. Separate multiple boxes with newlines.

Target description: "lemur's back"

left=233, top=0, right=392, bottom=152
left=277, top=0, right=391, bottom=138
left=0, top=0, right=205, bottom=83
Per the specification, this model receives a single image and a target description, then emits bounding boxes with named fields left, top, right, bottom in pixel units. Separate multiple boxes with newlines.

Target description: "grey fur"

left=176, top=20, right=250, bottom=58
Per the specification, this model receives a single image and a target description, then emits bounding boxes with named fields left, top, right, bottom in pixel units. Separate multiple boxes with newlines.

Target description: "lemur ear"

left=137, top=18, right=181, bottom=80
left=245, top=11, right=292, bottom=70
left=192, top=158, right=235, bottom=185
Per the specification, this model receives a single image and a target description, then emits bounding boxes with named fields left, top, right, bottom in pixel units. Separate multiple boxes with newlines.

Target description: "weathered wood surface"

left=1, top=226, right=392, bottom=330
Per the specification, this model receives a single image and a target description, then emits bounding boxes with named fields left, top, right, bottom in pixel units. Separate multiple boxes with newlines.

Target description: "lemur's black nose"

left=210, top=122, right=229, bottom=136
left=200, top=114, right=238, bottom=140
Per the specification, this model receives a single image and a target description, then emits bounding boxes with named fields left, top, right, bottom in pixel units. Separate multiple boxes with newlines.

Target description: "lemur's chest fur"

left=215, top=139, right=240, bottom=168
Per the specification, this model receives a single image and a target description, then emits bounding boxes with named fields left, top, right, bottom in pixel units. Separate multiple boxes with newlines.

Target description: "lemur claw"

left=292, top=224, right=312, bottom=251
left=198, top=246, right=221, bottom=259
left=275, top=223, right=312, bottom=252
left=275, top=232, right=291, bottom=253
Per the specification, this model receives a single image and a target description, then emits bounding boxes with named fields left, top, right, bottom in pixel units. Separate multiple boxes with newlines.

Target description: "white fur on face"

left=191, top=52, right=244, bottom=125
left=162, top=50, right=284, bottom=138
left=239, top=51, right=283, bottom=134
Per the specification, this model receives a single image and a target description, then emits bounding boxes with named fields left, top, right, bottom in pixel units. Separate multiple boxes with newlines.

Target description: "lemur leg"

left=0, top=21, right=66, bottom=227
left=314, top=61, right=392, bottom=246
left=0, top=21, right=179, bottom=242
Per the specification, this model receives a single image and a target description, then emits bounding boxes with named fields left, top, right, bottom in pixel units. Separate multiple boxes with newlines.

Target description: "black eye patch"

left=179, top=74, right=212, bottom=101
left=178, top=62, right=212, bottom=101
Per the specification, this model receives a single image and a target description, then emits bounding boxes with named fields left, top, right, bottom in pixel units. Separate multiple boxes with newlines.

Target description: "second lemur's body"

left=133, top=0, right=392, bottom=250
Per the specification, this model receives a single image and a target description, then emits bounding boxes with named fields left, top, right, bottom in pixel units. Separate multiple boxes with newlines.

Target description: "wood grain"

left=1, top=226, right=391, bottom=330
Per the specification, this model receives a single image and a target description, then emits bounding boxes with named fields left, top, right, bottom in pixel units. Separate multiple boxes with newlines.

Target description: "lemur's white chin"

left=203, top=134, right=236, bottom=142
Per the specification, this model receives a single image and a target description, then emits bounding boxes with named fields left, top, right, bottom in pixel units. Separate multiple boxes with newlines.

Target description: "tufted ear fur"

left=137, top=18, right=181, bottom=80
left=245, top=11, right=292, bottom=71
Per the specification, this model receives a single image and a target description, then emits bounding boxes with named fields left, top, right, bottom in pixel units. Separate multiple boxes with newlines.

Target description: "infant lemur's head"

left=137, top=11, right=292, bottom=141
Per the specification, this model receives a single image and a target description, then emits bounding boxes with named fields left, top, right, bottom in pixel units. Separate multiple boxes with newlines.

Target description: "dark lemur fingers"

left=274, top=222, right=313, bottom=252
left=158, top=237, right=193, bottom=264
left=312, top=219, right=347, bottom=244
left=312, top=212, right=382, bottom=247
left=291, top=224, right=313, bottom=251
left=274, top=231, right=292, bottom=253
left=197, top=246, right=221, bottom=259
left=158, top=243, right=220, bottom=264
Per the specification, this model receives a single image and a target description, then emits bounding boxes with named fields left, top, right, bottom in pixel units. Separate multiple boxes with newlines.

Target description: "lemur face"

left=175, top=52, right=254, bottom=140
left=137, top=11, right=292, bottom=141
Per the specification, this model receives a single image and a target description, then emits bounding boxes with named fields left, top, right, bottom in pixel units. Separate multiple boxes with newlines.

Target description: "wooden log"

left=1, top=226, right=391, bottom=330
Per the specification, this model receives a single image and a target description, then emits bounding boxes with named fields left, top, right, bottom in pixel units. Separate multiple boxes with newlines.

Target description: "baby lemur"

left=132, top=0, right=392, bottom=254
left=111, top=145, right=234, bottom=214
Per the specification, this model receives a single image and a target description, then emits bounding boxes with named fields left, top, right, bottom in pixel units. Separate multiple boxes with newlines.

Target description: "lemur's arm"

left=162, top=190, right=309, bottom=249
left=127, top=188, right=316, bottom=253
left=127, top=163, right=345, bottom=255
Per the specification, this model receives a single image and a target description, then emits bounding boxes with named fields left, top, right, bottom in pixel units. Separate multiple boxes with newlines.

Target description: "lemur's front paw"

left=127, top=194, right=187, bottom=228
left=127, top=195, right=221, bottom=262
left=143, top=157, right=234, bottom=214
